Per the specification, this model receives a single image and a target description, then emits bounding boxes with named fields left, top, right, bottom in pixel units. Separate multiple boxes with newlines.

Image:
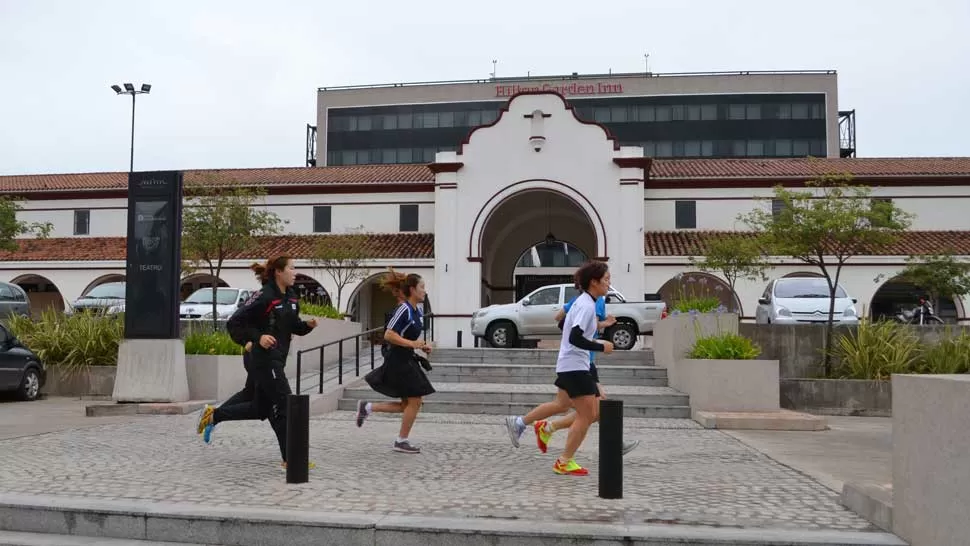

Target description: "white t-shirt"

left=556, top=292, right=598, bottom=373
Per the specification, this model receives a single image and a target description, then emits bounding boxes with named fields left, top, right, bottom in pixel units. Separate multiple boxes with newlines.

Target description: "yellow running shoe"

left=281, top=461, right=317, bottom=471
left=196, top=404, right=214, bottom=435
left=534, top=420, right=553, bottom=454
left=553, top=458, right=589, bottom=476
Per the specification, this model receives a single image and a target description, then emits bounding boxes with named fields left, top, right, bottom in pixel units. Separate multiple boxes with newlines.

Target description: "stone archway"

left=179, top=273, right=229, bottom=301
left=479, top=189, right=598, bottom=306
left=81, top=274, right=125, bottom=297
left=347, top=272, right=433, bottom=335
left=658, top=271, right=741, bottom=314
left=870, top=276, right=964, bottom=323
left=783, top=271, right=824, bottom=278
left=294, top=274, right=331, bottom=307
left=10, top=274, right=64, bottom=317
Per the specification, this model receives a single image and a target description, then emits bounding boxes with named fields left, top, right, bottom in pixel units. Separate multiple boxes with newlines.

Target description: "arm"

left=568, top=325, right=605, bottom=351
left=226, top=290, right=269, bottom=347
left=383, top=304, right=423, bottom=349
left=291, top=301, right=315, bottom=336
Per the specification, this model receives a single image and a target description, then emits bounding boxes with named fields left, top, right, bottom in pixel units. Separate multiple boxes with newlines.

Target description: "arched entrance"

left=348, top=272, right=433, bottom=338
left=179, top=274, right=228, bottom=301
left=784, top=271, right=824, bottom=278
left=294, top=274, right=331, bottom=307
left=479, top=190, right=598, bottom=306
left=658, top=271, right=740, bottom=313
left=10, top=274, right=64, bottom=317
left=870, top=277, right=963, bottom=323
left=81, top=274, right=125, bottom=297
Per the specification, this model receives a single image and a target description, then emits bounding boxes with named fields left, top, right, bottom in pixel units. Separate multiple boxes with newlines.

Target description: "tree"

left=897, top=251, right=970, bottom=316
left=739, top=174, right=914, bottom=375
left=310, top=227, right=372, bottom=314
left=688, top=234, right=769, bottom=311
left=0, top=196, right=53, bottom=251
left=181, top=181, right=285, bottom=328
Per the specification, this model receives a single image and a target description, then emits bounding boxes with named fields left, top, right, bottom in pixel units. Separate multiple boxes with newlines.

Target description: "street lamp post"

left=110, top=83, right=151, bottom=172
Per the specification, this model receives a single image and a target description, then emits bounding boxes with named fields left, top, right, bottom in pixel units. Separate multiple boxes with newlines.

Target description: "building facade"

left=2, top=91, right=969, bottom=347
left=314, top=70, right=847, bottom=166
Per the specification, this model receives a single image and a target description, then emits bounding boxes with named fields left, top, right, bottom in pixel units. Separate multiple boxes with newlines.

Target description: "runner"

left=195, top=256, right=318, bottom=470
left=354, top=270, right=435, bottom=454
left=509, top=260, right=613, bottom=475
left=504, top=284, right=640, bottom=456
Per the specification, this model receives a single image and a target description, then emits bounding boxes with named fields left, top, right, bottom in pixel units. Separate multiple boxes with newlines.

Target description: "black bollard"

left=598, top=398, right=623, bottom=499
left=457, top=330, right=463, bottom=348
left=285, top=394, right=310, bottom=484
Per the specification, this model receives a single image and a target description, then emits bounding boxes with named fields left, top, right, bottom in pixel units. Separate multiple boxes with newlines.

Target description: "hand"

left=604, top=315, right=617, bottom=327
left=306, top=318, right=318, bottom=328
left=601, top=341, right=615, bottom=354
left=259, top=335, right=277, bottom=349
left=597, top=384, right=607, bottom=399
left=244, top=341, right=253, bottom=352
left=421, top=342, right=434, bottom=354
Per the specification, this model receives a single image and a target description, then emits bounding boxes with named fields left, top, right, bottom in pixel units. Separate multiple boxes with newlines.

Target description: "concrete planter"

left=680, top=358, right=780, bottom=413
left=781, top=378, right=892, bottom=417
left=42, top=366, right=116, bottom=397
left=185, top=354, right=247, bottom=401
left=653, top=312, right=740, bottom=391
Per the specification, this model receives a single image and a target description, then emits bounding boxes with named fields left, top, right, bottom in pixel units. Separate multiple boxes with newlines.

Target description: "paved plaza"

left=0, top=409, right=878, bottom=533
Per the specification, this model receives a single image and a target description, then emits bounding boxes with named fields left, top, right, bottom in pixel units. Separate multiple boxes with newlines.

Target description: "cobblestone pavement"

left=0, top=411, right=875, bottom=531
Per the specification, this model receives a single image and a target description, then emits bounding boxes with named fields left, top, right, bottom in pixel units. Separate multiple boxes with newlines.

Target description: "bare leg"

left=399, top=397, right=421, bottom=438
left=522, top=398, right=571, bottom=425
left=371, top=401, right=404, bottom=413
left=560, top=394, right=598, bottom=462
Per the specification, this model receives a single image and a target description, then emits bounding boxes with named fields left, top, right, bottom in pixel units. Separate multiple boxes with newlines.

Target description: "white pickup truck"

left=470, top=284, right=667, bottom=351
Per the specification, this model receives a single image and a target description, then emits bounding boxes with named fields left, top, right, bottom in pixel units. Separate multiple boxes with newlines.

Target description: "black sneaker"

left=392, top=439, right=420, bottom=454
left=355, top=400, right=369, bottom=428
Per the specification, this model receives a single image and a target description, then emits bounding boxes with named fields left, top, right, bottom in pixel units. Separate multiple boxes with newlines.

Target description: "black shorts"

left=555, top=371, right=598, bottom=399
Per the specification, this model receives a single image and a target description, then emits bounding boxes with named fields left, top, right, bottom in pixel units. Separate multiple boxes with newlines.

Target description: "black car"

left=0, top=323, right=44, bottom=401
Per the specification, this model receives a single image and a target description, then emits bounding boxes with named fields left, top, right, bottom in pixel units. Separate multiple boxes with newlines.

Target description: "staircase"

left=338, top=348, right=690, bottom=418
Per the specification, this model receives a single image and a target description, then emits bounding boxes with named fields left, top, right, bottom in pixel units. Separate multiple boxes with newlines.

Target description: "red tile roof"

left=644, top=231, right=970, bottom=257
left=0, top=164, right=435, bottom=194
left=650, top=158, right=970, bottom=180
left=0, top=233, right=434, bottom=262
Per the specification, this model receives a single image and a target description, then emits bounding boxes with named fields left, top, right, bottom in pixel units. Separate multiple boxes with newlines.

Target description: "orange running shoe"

left=553, top=458, right=589, bottom=476
left=534, top=420, right=552, bottom=454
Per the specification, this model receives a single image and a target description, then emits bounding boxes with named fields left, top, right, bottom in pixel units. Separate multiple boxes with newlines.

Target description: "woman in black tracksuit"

left=199, top=256, right=317, bottom=467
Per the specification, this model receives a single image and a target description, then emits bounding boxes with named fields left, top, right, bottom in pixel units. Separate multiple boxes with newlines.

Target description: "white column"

left=611, top=179, right=645, bottom=302
left=432, top=174, right=466, bottom=348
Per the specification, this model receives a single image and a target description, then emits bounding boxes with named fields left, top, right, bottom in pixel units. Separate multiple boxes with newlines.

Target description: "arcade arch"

left=179, top=274, right=228, bottom=301
left=81, top=274, right=125, bottom=297
left=9, top=274, right=64, bottom=316
left=294, top=274, right=331, bottom=307
left=478, top=189, right=597, bottom=306
left=658, top=271, right=741, bottom=314
left=870, top=276, right=964, bottom=323
left=348, top=272, right=433, bottom=338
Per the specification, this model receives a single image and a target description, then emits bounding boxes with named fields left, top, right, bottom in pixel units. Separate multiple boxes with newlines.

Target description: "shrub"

left=300, top=302, right=342, bottom=320
left=183, top=329, right=244, bottom=356
left=688, top=333, right=762, bottom=360
left=4, top=309, right=124, bottom=372
left=917, top=330, right=970, bottom=375
left=672, top=295, right=722, bottom=314
left=830, top=320, right=922, bottom=380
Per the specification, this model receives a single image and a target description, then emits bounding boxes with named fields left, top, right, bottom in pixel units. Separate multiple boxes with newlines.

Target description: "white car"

left=755, top=277, right=859, bottom=325
left=180, top=287, right=252, bottom=321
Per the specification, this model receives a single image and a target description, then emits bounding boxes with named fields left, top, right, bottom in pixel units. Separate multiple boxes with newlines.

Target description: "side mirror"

left=852, top=298, right=858, bottom=304
left=758, top=297, right=770, bottom=305
left=521, top=297, right=532, bottom=306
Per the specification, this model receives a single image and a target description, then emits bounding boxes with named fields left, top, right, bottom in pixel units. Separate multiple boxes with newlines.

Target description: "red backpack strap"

left=264, top=298, right=283, bottom=317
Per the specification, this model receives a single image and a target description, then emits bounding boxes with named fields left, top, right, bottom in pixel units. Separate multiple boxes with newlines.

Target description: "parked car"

left=0, top=323, right=44, bottom=401
left=470, top=284, right=666, bottom=350
left=755, top=277, right=859, bottom=325
left=0, top=282, right=30, bottom=319
left=180, top=287, right=252, bottom=321
left=67, top=282, right=126, bottom=315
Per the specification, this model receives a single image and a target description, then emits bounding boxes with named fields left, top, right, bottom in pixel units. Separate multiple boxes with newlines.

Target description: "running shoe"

left=534, top=420, right=553, bottom=454
left=196, top=404, right=214, bottom=435
left=281, top=461, right=317, bottom=471
left=393, top=439, right=420, bottom=454
left=355, top=400, right=369, bottom=428
left=622, top=439, right=641, bottom=455
left=202, top=423, right=215, bottom=444
left=504, top=416, right=525, bottom=448
left=553, top=458, right=589, bottom=476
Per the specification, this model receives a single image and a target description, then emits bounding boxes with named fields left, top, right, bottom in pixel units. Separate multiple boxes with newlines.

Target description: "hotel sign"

left=495, top=81, right=624, bottom=97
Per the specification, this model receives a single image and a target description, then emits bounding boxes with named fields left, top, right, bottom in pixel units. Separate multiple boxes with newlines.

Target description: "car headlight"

left=203, top=312, right=231, bottom=319
left=844, top=306, right=857, bottom=318
left=776, top=306, right=792, bottom=318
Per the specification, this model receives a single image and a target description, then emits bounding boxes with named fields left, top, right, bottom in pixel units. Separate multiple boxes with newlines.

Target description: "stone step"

left=343, top=382, right=688, bottom=406
left=338, top=398, right=691, bottom=418
left=431, top=347, right=654, bottom=366
left=427, top=363, right=668, bottom=386
left=0, top=531, right=198, bottom=546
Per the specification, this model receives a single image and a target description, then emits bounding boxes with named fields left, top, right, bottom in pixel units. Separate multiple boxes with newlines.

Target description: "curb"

left=841, top=482, right=894, bottom=533
left=0, top=493, right=907, bottom=546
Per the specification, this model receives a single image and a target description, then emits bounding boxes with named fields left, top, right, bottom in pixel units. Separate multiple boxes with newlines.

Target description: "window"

left=771, top=199, right=786, bottom=219
left=397, top=148, right=413, bottom=163
left=685, top=140, right=701, bottom=157
left=701, top=140, right=714, bottom=156
left=778, top=104, right=792, bottom=119
left=671, top=105, right=685, bottom=121
left=747, top=140, right=764, bottom=156
left=0, top=285, right=13, bottom=301
left=728, top=104, right=746, bottom=120
left=341, top=150, right=357, bottom=165
left=398, top=112, right=413, bottom=129
left=732, top=140, right=746, bottom=156
left=701, top=104, right=718, bottom=120
left=399, top=204, right=419, bottom=232
left=313, top=206, right=331, bottom=233
left=481, top=110, right=498, bottom=124
left=439, top=111, right=454, bottom=128
left=357, top=116, right=372, bottom=131
left=527, top=286, right=560, bottom=306
left=687, top=105, right=702, bottom=121
left=810, top=139, right=826, bottom=157
left=467, top=110, right=482, bottom=126
left=641, top=141, right=656, bottom=157
left=382, top=149, right=397, bottom=164
left=638, top=105, right=655, bottom=122
left=655, top=106, right=672, bottom=122
left=775, top=139, right=792, bottom=156
left=745, top=104, right=761, bottom=120
left=792, top=104, right=810, bottom=119
left=593, top=108, right=610, bottom=123
left=383, top=114, right=398, bottom=130
left=811, top=103, right=824, bottom=119
left=610, top=106, right=627, bottom=122
left=655, top=141, right=673, bottom=157
left=793, top=139, right=810, bottom=156
left=675, top=201, right=697, bottom=229
left=74, top=210, right=90, bottom=235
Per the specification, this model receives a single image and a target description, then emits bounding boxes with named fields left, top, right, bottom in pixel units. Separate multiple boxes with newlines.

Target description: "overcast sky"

left=1, top=0, right=968, bottom=175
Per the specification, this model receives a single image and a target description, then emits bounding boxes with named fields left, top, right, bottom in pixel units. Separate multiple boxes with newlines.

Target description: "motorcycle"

left=895, top=297, right=945, bottom=325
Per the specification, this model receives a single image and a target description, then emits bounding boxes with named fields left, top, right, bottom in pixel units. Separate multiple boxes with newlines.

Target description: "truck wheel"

left=486, top=321, right=517, bottom=349
left=606, top=322, right=637, bottom=351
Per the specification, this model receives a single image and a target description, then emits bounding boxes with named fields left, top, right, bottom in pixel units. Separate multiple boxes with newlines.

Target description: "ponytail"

left=251, top=256, right=291, bottom=284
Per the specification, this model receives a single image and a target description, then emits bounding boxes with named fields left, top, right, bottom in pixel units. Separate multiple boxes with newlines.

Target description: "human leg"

left=504, top=389, right=571, bottom=448
left=393, top=397, right=422, bottom=454
left=355, top=398, right=405, bottom=427
left=551, top=371, right=598, bottom=475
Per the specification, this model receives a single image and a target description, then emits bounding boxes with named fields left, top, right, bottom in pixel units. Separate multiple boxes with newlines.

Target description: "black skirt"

left=365, top=347, right=436, bottom=399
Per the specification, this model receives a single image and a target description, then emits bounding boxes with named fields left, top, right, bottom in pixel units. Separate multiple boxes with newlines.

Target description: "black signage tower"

left=124, top=171, right=183, bottom=339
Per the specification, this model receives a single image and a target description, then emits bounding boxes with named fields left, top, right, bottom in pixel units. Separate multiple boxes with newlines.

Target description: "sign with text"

left=495, top=81, right=624, bottom=97
left=124, top=171, right=183, bottom=339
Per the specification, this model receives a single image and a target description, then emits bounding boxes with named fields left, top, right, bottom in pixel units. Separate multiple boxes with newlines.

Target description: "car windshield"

left=83, top=283, right=126, bottom=299
left=184, top=288, right=239, bottom=305
left=774, top=278, right=847, bottom=298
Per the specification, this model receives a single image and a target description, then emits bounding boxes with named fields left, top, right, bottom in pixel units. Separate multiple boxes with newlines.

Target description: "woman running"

left=354, top=270, right=435, bottom=454
left=196, top=256, right=318, bottom=469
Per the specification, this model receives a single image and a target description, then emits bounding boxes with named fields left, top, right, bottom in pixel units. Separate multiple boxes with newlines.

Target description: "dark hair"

left=575, top=260, right=609, bottom=291
left=380, top=268, right=423, bottom=298
left=250, top=256, right=292, bottom=284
